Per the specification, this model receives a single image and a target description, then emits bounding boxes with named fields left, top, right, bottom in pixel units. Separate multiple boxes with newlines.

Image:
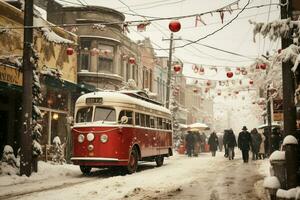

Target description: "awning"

left=257, top=122, right=281, bottom=129
left=188, top=122, right=210, bottom=131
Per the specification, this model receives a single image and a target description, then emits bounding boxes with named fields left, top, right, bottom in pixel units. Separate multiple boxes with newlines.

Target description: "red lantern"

left=173, top=65, right=181, bottom=73
left=249, top=80, right=254, bottom=85
left=226, top=71, right=233, bottom=78
left=260, top=63, right=267, bottom=70
left=66, top=47, right=74, bottom=56
left=169, top=20, right=181, bottom=32
left=129, top=57, right=135, bottom=64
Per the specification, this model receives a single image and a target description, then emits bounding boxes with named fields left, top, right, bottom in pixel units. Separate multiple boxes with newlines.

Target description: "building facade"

left=46, top=1, right=142, bottom=90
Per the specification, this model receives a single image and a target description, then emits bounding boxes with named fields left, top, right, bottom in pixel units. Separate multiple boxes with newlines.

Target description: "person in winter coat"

left=223, top=129, right=229, bottom=157
left=227, top=129, right=237, bottom=160
left=258, top=130, right=266, bottom=159
left=185, top=131, right=195, bottom=157
left=208, top=132, right=219, bottom=157
left=270, top=128, right=282, bottom=154
left=193, top=132, right=201, bottom=156
left=250, top=128, right=262, bottom=160
left=238, top=126, right=252, bottom=163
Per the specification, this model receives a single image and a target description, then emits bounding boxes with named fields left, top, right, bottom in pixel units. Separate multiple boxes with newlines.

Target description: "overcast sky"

left=62, top=0, right=281, bottom=79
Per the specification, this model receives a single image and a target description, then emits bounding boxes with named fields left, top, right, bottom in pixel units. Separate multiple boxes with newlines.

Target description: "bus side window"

left=145, top=115, right=150, bottom=127
left=140, top=114, right=145, bottom=127
left=119, top=110, right=133, bottom=124
left=150, top=116, right=155, bottom=128
left=135, top=112, right=140, bottom=126
left=158, top=117, right=162, bottom=129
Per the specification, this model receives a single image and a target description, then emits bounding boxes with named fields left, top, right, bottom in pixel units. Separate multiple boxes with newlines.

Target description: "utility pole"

left=280, top=0, right=298, bottom=189
left=165, top=33, right=174, bottom=109
left=281, top=0, right=297, bottom=136
left=20, top=0, right=34, bottom=177
left=266, top=88, right=272, bottom=156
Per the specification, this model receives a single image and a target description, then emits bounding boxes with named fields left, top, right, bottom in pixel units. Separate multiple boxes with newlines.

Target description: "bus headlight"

left=78, top=134, right=85, bottom=143
left=100, top=134, right=108, bottom=143
left=88, top=144, right=94, bottom=151
left=87, top=133, right=95, bottom=142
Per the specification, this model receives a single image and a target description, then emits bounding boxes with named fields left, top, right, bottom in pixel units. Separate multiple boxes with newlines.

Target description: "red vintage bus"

left=71, top=90, right=173, bottom=174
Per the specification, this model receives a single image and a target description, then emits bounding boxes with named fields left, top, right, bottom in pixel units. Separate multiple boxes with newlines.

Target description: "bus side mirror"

left=120, top=116, right=128, bottom=124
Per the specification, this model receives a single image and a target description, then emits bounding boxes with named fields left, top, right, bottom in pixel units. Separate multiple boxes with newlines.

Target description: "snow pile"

left=269, top=151, right=285, bottom=161
left=263, top=176, right=281, bottom=189
left=282, top=135, right=298, bottom=146
left=276, top=188, right=300, bottom=199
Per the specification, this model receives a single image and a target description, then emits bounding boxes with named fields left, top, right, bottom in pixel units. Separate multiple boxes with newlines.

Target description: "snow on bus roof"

left=76, top=91, right=171, bottom=114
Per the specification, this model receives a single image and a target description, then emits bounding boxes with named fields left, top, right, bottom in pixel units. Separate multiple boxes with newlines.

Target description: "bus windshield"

left=94, top=107, right=116, bottom=122
left=76, top=107, right=93, bottom=123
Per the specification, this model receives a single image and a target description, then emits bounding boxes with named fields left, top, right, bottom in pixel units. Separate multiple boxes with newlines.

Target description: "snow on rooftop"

left=263, top=176, right=280, bottom=189
left=282, top=135, right=298, bottom=146
left=269, top=150, right=285, bottom=162
left=276, top=188, right=300, bottom=199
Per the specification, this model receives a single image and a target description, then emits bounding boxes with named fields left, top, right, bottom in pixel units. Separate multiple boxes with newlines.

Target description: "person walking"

left=270, top=128, right=282, bottom=154
left=193, top=132, right=201, bottom=156
left=208, top=132, right=219, bottom=157
left=217, top=132, right=223, bottom=152
left=223, top=129, right=229, bottom=157
left=238, top=126, right=252, bottom=163
left=250, top=128, right=262, bottom=160
left=258, top=130, right=266, bottom=159
left=227, top=129, right=237, bottom=160
left=185, top=131, right=195, bottom=157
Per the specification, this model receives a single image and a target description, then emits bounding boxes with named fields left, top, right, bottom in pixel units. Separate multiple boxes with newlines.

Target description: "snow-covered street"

left=0, top=151, right=269, bottom=200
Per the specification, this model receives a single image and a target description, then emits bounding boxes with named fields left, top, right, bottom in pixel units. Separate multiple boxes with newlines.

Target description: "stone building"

left=46, top=0, right=142, bottom=90
left=153, top=56, right=168, bottom=105
left=0, top=0, right=85, bottom=155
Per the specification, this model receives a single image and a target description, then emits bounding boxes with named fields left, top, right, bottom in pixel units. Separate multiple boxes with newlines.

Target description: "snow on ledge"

left=263, top=176, right=280, bottom=189
left=282, top=135, right=298, bottom=146
left=269, top=151, right=285, bottom=161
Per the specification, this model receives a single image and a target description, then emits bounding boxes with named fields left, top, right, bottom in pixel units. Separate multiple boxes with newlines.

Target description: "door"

left=0, top=111, right=8, bottom=158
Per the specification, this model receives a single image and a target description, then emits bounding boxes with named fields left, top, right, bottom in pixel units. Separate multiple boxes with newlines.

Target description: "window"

left=140, top=114, right=145, bottom=127
left=76, top=107, right=93, bottom=123
left=80, top=54, right=90, bottom=70
left=145, top=115, right=150, bottom=127
left=158, top=117, right=162, bottom=129
left=94, top=107, right=116, bottom=122
left=150, top=116, right=155, bottom=128
left=98, top=57, right=113, bottom=72
left=118, top=110, right=133, bottom=124
left=162, top=119, right=167, bottom=130
left=135, top=112, right=140, bottom=126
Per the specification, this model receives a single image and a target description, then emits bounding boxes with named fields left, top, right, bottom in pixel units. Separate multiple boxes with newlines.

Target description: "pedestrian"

left=208, top=132, right=219, bottom=157
left=223, top=129, right=229, bottom=157
left=258, top=130, right=266, bottom=159
left=227, top=129, right=237, bottom=160
left=200, top=133, right=207, bottom=152
left=263, top=129, right=270, bottom=157
left=250, top=128, right=262, bottom=160
left=270, top=128, right=282, bottom=154
left=217, top=132, right=223, bottom=152
left=238, top=126, right=252, bottom=163
left=193, top=132, right=201, bottom=156
left=185, top=131, right=195, bottom=157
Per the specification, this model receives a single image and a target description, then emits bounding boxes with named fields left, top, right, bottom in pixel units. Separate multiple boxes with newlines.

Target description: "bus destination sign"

left=86, top=97, right=103, bottom=104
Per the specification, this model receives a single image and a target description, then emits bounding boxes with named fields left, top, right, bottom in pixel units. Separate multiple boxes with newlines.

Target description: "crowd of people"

left=183, top=125, right=283, bottom=163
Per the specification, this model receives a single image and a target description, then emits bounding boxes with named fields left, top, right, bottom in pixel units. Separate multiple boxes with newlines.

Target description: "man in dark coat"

left=223, top=129, right=229, bottom=157
left=227, top=129, right=237, bottom=160
left=208, top=132, right=218, bottom=157
left=250, top=128, right=262, bottom=160
left=270, top=128, right=282, bottom=154
left=185, top=131, right=195, bottom=157
left=238, top=126, right=252, bottom=163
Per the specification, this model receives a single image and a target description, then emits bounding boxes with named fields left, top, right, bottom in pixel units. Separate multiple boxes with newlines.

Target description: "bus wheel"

left=127, top=149, right=138, bottom=174
left=155, top=156, right=164, bottom=167
left=80, top=166, right=92, bottom=175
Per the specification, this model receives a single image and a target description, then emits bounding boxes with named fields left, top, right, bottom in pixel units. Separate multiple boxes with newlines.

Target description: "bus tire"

left=127, top=148, right=138, bottom=174
left=80, top=166, right=91, bottom=175
left=155, top=156, right=164, bottom=167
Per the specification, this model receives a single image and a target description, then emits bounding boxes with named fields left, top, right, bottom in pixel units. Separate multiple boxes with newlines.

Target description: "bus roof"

left=76, top=91, right=171, bottom=115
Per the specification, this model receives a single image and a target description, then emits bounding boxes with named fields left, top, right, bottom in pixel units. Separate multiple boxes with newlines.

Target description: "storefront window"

left=51, top=112, right=67, bottom=144
left=41, top=88, right=68, bottom=111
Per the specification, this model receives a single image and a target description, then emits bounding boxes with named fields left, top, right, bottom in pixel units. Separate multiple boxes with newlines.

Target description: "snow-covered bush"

left=0, top=145, right=19, bottom=175
left=51, top=136, right=66, bottom=165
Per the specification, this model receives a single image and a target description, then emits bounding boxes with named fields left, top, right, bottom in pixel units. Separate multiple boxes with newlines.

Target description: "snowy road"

left=0, top=151, right=269, bottom=200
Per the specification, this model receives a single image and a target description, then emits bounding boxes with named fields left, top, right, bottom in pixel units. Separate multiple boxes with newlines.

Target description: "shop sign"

left=0, top=65, right=22, bottom=86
